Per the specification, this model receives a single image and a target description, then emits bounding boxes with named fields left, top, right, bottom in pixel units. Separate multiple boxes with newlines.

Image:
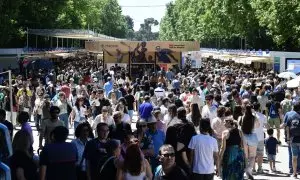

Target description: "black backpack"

left=290, top=116, right=300, bottom=137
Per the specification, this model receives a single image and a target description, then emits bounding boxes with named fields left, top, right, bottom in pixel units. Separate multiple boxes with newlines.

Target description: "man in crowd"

left=188, top=120, right=218, bottom=180
left=108, top=111, right=132, bottom=143
left=154, top=144, right=189, bottom=180
left=84, top=123, right=109, bottom=180
left=40, top=126, right=77, bottom=180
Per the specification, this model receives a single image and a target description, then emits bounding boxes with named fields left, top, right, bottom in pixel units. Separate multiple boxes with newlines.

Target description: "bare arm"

left=16, top=168, right=27, bottom=180
left=189, top=149, right=194, bottom=168
left=145, top=159, right=153, bottom=180
left=218, top=132, right=227, bottom=170
left=116, top=168, right=123, bottom=180
left=39, top=165, right=46, bottom=180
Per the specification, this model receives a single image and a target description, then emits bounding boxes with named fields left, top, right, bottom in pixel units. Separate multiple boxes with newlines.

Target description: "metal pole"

left=57, top=37, right=58, bottom=48
left=35, top=35, right=37, bottom=49
left=50, top=37, right=52, bottom=48
left=26, top=27, right=29, bottom=50
left=8, top=70, right=13, bottom=124
left=62, top=38, right=63, bottom=48
left=67, top=38, right=68, bottom=48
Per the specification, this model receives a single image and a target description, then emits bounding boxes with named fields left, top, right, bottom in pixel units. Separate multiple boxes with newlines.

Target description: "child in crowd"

left=265, top=128, right=279, bottom=172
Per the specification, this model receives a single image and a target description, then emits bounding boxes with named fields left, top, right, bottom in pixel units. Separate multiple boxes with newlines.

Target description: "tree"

left=124, top=15, right=135, bottom=40
left=159, top=0, right=291, bottom=50
left=135, top=18, right=159, bottom=41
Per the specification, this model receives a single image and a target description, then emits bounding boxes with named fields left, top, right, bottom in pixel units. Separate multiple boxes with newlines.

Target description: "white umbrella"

left=278, top=72, right=297, bottom=79
left=287, top=76, right=300, bottom=88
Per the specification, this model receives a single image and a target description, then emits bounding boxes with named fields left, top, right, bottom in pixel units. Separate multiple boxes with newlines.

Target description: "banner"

left=85, top=41, right=199, bottom=52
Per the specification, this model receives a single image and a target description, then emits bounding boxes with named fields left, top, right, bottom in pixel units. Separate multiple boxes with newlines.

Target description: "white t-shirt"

left=188, top=134, right=218, bottom=174
left=122, top=113, right=131, bottom=124
left=254, top=111, right=267, bottom=141
left=201, top=105, right=217, bottom=122
left=93, top=115, right=114, bottom=129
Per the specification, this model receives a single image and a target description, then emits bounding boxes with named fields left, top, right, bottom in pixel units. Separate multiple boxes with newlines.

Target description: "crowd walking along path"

left=15, top=113, right=292, bottom=180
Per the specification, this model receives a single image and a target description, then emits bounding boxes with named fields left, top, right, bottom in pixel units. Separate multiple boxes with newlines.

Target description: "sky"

left=118, top=0, right=173, bottom=32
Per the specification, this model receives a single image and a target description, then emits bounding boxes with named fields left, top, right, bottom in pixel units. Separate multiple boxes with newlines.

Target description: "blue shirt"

left=139, top=102, right=153, bottom=119
left=146, top=129, right=165, bottom=156
left=265, top=137, right=278, bottom=155
left=172, top=79, right=180, bottom=89
left=103, top=81, right=113, bottom=97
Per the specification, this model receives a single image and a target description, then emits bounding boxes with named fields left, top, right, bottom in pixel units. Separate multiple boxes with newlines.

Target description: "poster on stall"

left=190, top=51, right=202, bottom=68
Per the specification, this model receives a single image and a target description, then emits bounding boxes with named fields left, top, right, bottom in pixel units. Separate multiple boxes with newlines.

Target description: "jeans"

left=128, top=110, right=134, bottom=120
left=59, top=113, right=69, bottom=129
left=289, top=145, right=300, bottom=170
left=35, top=114, right=42, bottom=131
left=74, top=121, right=80, bottom=131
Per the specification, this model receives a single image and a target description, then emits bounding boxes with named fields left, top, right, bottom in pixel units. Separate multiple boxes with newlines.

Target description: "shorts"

left=268, top=117, right=281, bottom=129
left=267, top=154, right=276, bottom=161
left=291, top=143, right=300, bottom=157
left=256, top=141, right=264, bottom=156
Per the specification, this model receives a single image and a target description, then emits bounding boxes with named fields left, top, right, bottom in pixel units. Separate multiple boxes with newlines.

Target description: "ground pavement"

left=17, top=113, right=294, bottom=180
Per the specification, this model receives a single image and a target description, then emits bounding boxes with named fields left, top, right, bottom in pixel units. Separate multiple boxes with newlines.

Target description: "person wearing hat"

left=146, top=116, right=165, bottom=173
left=202, top=94, right=217, bottom=122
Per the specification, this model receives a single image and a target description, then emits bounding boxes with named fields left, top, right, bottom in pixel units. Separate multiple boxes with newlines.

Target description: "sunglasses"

left=139, top=125, right=147, bottom=128
left=161, top=153, right=175, bottom=158
left=52, top=111, right=60, bottom=114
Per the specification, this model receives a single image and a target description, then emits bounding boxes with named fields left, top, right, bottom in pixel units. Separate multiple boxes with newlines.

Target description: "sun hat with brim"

left=147, top=117, right=157, bottom=124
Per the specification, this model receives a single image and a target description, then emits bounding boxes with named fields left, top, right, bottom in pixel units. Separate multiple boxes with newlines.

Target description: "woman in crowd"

left=117, top=143, right=153, bottom=180
left=164, top=104, right=179, bottom=128
left=71, top=122, right=93, bottom=180
left=115, top=103, right=131, bottom=124
left=55, top=92, right=69, bottom=129
left=219, top=118, right=245, bottom=180
left=46, top=84, right=56, bottom=100
left=70, top=96, right=87, bottom=130
left=257, top=89, right=268, bottom=114
left=93, top=106, right=114, bottom=133
left=18, top=89, right=30, bottom=112
left=10, top=130, right=38, bottom=180
left=239, top=104, right=259, bottom=179
left=165, top=126, right=190, bottom=176
left=187, top=103, right=201, bottom=127
left=211, top=106, right=227, bottom=146
left=134, top=119, right=154, bottom=158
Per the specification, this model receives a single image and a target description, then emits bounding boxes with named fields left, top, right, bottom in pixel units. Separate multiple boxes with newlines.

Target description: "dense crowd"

left=1, top=56, right=300, bottom=180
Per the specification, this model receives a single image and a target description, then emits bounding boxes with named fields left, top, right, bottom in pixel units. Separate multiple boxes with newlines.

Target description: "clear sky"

left=118, top=0, right=173, bottom=32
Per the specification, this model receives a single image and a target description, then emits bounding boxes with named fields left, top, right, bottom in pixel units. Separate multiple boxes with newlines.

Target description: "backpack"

left=269, top=103, right=279, bottom=118
left=290, top=116, right=300, bottom=137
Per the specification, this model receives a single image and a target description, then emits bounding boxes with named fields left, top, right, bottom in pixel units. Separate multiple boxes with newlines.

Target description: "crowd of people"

left=1, top=56, right=300, bottom=180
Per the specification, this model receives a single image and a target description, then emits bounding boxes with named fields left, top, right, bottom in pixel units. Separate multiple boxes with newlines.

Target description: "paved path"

left=17, top=114, right=295, bottom=180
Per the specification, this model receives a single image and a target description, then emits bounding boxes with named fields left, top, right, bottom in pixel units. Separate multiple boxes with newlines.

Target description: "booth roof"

left=28, top=29, right=127, bottom=41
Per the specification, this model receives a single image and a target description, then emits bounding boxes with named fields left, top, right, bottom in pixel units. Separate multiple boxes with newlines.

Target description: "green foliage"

left=134, top=18, right=159, bottom=41
left=0, top=0, right=130, bottom=47
left=159, top=0, right=300, bottom=50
